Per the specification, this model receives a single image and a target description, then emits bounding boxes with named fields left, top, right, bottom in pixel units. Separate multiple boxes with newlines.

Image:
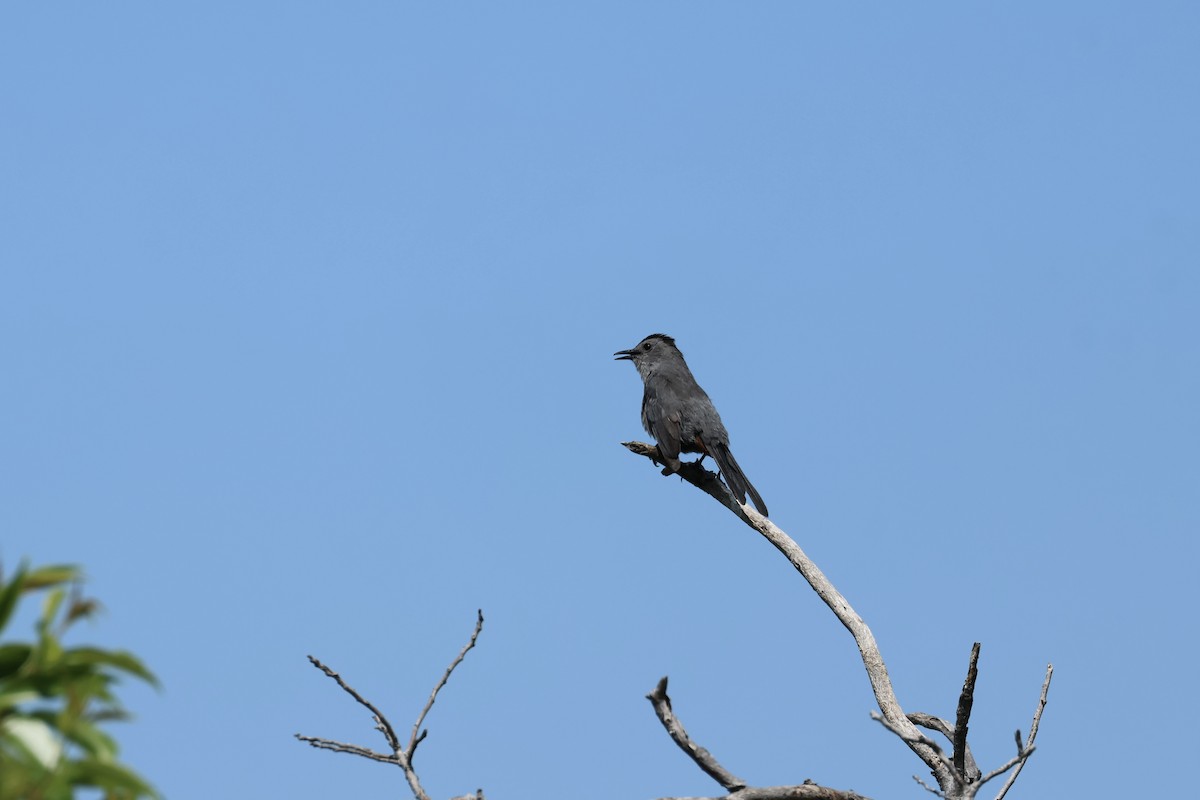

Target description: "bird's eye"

left=643, top=342, right=652, bottom=351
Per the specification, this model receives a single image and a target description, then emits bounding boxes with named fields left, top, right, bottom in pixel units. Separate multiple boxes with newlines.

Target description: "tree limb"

left=408, top=609, right=484, bottom=762
left=623, top=442, right=1053, bottom=799
left=295, top=735, right=396, bottom=764
left=646, top=676, right=867, bottom=800
left=906, top=713, right=979, bottom=782
left=952, top=644, right=980, bottom=779
left=296, top=611, right=486, bottom=800
left=871, top=711, right=958, bottom=783
left=646, top=676, right=748, bottom=792
left=659, top=787, right=870, bottom=800
left=992, top=664, right=1053, bottom=800
left=296, top=656, right=429, bottom=800
left=623, top=441, right=953, bottom=789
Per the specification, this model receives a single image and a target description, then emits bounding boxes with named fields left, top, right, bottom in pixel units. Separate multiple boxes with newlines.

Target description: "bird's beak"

left=613, top=348, right=635, bottom=361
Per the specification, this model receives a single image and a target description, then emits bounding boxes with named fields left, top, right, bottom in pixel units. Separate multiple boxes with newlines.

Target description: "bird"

left=615, top=333, right=768, bottom=516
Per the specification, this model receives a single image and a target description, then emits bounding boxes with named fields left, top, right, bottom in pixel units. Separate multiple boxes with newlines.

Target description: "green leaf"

left=21, top=565, right=80, bottom=591
left=59, top=718, right=118, bottom=761
left=0, top=688, right=40, bottom=712
left=0, top=564, right=28, bottom=634
left=64, top=758, right=161, bottom=799
left=0, top=644, right=32, bottom=679
left=0, top=716, right=63, bottom=769
left=61, top=649, right=159, bottom=689
left=0, top=561, right=158, bottom=799
left=39, top=588, right=67, bottom=638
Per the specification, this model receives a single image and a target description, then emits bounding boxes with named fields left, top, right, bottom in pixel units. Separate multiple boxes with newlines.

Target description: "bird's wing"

left=653, top=409, right=683, bottom=462
left=643, top=387, right=682, bottom=462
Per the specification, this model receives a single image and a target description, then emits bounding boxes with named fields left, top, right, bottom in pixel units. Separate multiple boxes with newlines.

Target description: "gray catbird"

left=615, top=333, right=768, bottom=516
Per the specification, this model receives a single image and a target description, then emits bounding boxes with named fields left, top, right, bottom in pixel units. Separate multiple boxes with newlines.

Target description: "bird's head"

left=614, top=333, right=680, bottom=378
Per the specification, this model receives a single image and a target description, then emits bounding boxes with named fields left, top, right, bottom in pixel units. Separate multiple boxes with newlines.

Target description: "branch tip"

left=952, top=642, right=981, bottom=779
left=407, top=610, right=486, bottom=759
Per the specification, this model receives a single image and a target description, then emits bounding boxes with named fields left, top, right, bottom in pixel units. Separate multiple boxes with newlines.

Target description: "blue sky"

left=3, top=3, right=1197, bottom=798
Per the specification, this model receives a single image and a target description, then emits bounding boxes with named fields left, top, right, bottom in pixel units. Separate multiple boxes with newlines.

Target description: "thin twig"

left=657, top=786, right=871, bottom=800
left=871, top=712, right=957, bottom=785
left=974, top=746, right=1035, bottom=788
left=952, top=644, right=980, bottom=779
left=912, top=774, right=945, bottom=797
left=306, top=656, right=402, bottom=751
left=298, top=656, right=432, bottom=800
left=646, top=676, right=747, bottom=792
left=993, top=664, right=1053, bottom=800
left=407, top=609, right=485, bottom=761
left=295, top=735, right=396, bottom=764
left=907, top=713, right=979, bottom=782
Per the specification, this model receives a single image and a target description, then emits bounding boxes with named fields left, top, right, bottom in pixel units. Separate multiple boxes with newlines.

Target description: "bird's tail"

left=710, top=441, right=768, bottom=517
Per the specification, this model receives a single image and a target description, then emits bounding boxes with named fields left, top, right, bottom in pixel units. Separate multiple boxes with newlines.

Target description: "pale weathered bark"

left=622, top=441, right=1052, bottom=800
left=296, top=611, right=485, bottom=800
left=294, top=447, right=1052, bottom=800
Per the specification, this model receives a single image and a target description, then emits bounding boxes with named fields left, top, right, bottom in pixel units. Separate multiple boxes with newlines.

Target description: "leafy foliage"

left=0, top=562, right=159, bottom=800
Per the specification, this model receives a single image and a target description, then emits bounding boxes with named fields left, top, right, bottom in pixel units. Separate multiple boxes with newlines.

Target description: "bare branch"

left=871, top=712, right=957, bottom=784
left=993, top=664, right=1053, bottom=800
left=408, top=609, right=485, bottom=761
left=658, top=785, right=871, bottom=800
left=623, top=441, right=754, bottom=523
left=906, top=712, right=953, bottom=739
left=974, top=745, right=1036, bottom=789
left=912, top=774, right=945, bottom=797
left=952, top=644, right=980, bottom=779
left=647, top=677, right=869, bottom=799
left=295, top=735, right=396, bottom=764
left=297, top=617, right=488, bottom=800
left=907, top=713, right=979, bottom=782
left=623, top=441, right=954, bottom=788
left=305, top=656, right=402, bottom=751
left=298, top=656, right=432, bottom=800
left=624, top=442, right=1056, bottom=799
left=646, top=676, right=747, bottom=792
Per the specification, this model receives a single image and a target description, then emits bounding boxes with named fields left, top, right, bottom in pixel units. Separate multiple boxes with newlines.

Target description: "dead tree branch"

left=624, top=440, right=952, bottom=787
left=408, top=609, right=484, bottom=762
left=646, top=676, right=748, bottom=792
left=657, top=787, right=870, bottom=800
left=296, top=611, right=486, bottom=800
left=952, top=644, right=980, bottom=779
left=906, top=713, right=979, bottom=782
left=622, top=442, right=1053, bottom=799
left=647, top=677, right=868, bottom=800
left=993, top=664, right=1053, bottom=800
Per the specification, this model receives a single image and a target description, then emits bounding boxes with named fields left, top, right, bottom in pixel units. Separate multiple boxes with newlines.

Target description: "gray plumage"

left=615, top=333, right=768, bottom=516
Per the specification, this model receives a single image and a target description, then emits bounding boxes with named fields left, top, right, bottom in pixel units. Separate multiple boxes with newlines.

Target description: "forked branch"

left=408, top=609, right=484, bottom=761
left=624, top=440, right=951, bottom=786
left=623, top=442, right=1053, bottom=799
left=296, top=610, right=486, bottom=800
left=993, top=664, right=1053, bottom=800
left=647, top=676, right=869, bottom=800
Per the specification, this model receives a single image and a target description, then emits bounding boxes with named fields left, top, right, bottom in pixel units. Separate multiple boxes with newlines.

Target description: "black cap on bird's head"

left=614, top=334, right=684, bottom=380
left=613, top=333, right=677, bottom=362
